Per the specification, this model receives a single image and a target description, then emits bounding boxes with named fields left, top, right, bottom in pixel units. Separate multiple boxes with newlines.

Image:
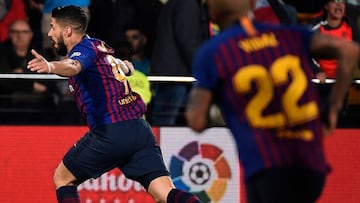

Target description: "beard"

left=55, top=39, right=68, bottom=56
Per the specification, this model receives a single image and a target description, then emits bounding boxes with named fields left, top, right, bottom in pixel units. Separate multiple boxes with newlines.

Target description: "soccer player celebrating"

left=27, top=5, right=201, bottom=203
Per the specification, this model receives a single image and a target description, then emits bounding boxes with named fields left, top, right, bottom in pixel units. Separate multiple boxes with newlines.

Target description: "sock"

left=167, top=188, right=202, bottom=203
left=56, top=186, right=80, bottom=203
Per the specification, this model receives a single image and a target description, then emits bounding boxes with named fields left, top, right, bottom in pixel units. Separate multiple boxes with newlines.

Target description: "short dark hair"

left=52, top=5, right=88, bottom=34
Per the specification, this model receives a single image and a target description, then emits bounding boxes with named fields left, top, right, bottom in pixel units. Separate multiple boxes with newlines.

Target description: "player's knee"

left=53, top=163, right=78, bottom=189
left=53, top=170, right=78, bottom=189
left=53, top=169, right=67, bottom=188
left=53, top=170, right=64, bottom=188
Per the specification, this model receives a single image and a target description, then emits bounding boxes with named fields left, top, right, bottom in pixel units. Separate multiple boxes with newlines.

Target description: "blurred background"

left=1, top=0, right=360, bottom=127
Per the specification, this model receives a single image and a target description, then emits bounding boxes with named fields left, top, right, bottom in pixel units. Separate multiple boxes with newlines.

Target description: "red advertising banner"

left=0, top=126, right=155, bottom=203
left=0, top=126, right=359, bottom=203
left=318, top=129, right=360, bottom=203
left=0, top=126, right=88, bottom=203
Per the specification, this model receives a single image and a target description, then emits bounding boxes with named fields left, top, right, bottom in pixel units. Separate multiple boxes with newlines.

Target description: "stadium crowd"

left=1, top=0, right=360, bottom=127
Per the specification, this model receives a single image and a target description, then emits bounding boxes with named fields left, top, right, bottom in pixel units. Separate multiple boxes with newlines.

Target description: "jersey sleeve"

left=192, top=43, right=219, bottom=91
left=68, top=41, right=96, bottom=71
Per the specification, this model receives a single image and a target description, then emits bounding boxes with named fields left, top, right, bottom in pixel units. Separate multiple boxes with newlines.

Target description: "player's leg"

left=120, top=119, right=202, bottom=203
left=147, top=176, right=175, bottom=202
left=53, top=131, right=95, bottom=203
left=146, top=175, right=202, bottom=203
left=53, top=161, right=81, bottom=203
left=146, top=175, right=174, bottom=202
left=53, top=128, right=128, bottom=203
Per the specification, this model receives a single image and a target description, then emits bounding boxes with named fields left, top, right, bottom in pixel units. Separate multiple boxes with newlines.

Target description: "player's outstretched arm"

left=310, top=33, right=360, bottom=134
left=185, top=87, right=213, bottom=132
left=27, top=49, right=81, bottom=77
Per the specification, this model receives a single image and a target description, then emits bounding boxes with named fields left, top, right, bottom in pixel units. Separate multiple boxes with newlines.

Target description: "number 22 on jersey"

left=233, top=55, right=318, bottom=130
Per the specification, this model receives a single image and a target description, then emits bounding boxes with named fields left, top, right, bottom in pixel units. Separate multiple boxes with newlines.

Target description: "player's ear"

left=63, top=25, right=72, bottom=37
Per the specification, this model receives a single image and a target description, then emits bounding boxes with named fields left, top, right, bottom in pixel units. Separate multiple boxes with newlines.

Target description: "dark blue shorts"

left=246, top=167, right=326, bottom=203
left=63, top=118, right=170, bottom=189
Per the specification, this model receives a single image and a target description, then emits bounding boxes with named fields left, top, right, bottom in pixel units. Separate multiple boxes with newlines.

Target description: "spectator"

left=87, top=0, right=162, bottom=52
left=0, top=19, right=56, bottom=123
left=113, top=38, right=133, bottom=60
left=123, top=26, right=153, bottom=108
left=310, top=0, right=360, bottom=80
left=251, top=0, right=297, bottom=25
left=150, top=0, right=210, bottom=126
left=24, top=0, right=44, bottom=51
left=309, top=0, right=360, bottom=124
left=0, top=0, right=27, bottom=43
left=125, top=25, right=151, bottom=75
left=130, top=0, right=163, bottom=57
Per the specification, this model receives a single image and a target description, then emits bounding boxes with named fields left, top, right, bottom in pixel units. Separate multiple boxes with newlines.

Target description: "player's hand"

left=27, top=49, right=54, bottom=74
left=316, top=72, right=327, bottom=84
left=116, top=58, right=134, bottom=76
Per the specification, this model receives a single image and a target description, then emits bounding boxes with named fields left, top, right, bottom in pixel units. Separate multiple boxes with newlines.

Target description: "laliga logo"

left=169, top=141, right=231, bottom=202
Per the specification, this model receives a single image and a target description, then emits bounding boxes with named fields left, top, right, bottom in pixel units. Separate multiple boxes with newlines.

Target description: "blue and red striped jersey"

left=67, top=36, right=146, bottom=128
left=192, top=21, right=330, bottom=179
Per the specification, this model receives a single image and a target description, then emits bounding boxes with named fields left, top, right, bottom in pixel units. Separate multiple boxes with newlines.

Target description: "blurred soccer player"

left=27, top=5, right=201, bottom=203
left=185, top=0, right=360, bottom=202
